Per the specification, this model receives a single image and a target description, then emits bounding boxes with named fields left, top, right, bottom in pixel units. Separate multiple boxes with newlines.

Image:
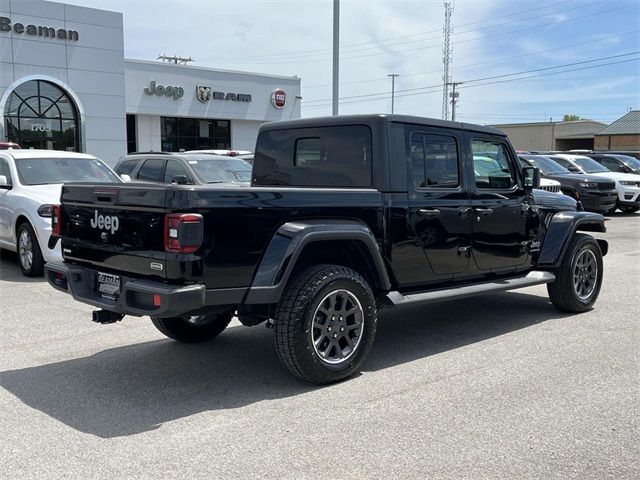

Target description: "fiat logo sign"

left=271, top=89, right=286, bottom=109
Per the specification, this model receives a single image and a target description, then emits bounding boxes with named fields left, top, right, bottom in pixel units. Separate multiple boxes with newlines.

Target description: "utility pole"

left=157, top=54, right=194, bottom=65
left=449, top=82, right=461, bottom=121
left=388, top=74, right=399, bottom=114
left=332, top=0, right=340, bottom=116
left=441, top=1, right=454, bottom=120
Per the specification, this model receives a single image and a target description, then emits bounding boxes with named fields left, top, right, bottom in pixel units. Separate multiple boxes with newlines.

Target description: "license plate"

left=97, top=272, right=120, bottom=300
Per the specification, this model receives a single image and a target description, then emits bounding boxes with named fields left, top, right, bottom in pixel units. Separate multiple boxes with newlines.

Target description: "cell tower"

left=442, top=1, right=454, bottom=120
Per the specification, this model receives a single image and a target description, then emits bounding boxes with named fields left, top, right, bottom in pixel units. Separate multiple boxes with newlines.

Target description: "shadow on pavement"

left=0, top=291, right=572, bottom=438
left=0, top=250, right=44, bottom=283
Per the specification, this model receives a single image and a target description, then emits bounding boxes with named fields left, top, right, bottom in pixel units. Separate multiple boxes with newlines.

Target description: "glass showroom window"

left=4, top=80, right=80, bottom=151
left=161, top=117, right=231, bottom=152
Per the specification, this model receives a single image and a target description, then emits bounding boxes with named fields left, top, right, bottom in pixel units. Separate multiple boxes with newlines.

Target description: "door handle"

left=458, top=206, right=472, bottom=220
left=474, top=207, right=494, bottom=218
left=417, top=208, right=441, bottom=218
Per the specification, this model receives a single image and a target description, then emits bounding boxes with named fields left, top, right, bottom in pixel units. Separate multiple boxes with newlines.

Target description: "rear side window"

left=116, top=159, right=139, bottom=175
left=410, top=133, right=459, bottom=189
left=253, top=125, right=372, bottom=187
left=137, top=158, right=166, bottom=182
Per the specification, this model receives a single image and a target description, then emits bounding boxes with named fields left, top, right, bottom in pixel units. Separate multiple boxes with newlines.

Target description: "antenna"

left=157, top=54, right=194, bottom=65
left=442, top=1, right=454, bottom=120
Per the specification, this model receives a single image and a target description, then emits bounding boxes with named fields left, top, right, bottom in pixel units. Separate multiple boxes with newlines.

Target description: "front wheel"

left=273, top=264, right=377, bottom=384
left=547, top=233, right=603, bottom=313
left=151, top=311, right=233, bottom=343
left=17, top=222, right=44, bottom=277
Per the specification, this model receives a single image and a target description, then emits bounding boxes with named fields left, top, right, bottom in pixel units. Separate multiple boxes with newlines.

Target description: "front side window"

left=410, top=133, right=459, bottom=189
left=137, top=158, right=166, bottom=182
left=471, top=139, right=516, bottom=189
left=254, top=125, right=372, bottom=187
left=0, top=158, right=12, bottom=186
left=164, top=160, right=192, bottom=183
left=116, top=159, right=139, bottom=175
left=15, top=157, right=118, bottom=185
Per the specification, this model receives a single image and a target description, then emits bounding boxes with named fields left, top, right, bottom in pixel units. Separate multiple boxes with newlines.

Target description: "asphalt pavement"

left=0, top=214, right=638, bottom=479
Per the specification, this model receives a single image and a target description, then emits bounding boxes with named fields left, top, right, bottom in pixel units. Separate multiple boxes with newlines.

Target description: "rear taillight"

left=164, top=213, right=203, bottom=254
left=51, top=205, right=62, bottom=236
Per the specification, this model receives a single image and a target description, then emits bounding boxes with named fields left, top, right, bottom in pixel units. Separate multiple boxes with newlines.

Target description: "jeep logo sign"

left=271, top=89, right=286, bottom=109
left=90, top=210, right=119, bottom=234
left=144, top=80, right=184, bottom=100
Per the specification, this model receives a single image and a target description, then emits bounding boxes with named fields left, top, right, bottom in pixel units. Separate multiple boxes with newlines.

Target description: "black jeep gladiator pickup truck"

left=45, top=115, right=607, bottom=384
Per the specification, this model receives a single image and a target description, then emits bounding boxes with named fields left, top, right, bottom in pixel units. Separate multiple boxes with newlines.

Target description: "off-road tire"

left=273, top=264, right=377, bottom=384
left=151, top=311, right=233, bottom=343
left=547, top=233, right=603, bottom=313
left=17, top=222, right=44, bottom=277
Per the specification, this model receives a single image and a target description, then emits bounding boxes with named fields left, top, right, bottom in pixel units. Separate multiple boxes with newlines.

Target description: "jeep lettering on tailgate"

left=90, top=210, right=119, bottom=234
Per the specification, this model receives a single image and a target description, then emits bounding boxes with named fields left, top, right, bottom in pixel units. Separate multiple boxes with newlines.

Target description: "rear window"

left=253, top=125, right=372, bottom=187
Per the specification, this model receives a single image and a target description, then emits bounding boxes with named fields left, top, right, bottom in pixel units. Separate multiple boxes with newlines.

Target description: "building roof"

left=596, top=111, right=640, bottom=136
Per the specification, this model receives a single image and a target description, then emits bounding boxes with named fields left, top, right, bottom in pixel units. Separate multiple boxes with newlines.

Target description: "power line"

left=200, top=0, right=627, bottom=64
left=302, top=30, right=639, bottom=89
left=302, top=56, right=639, bottom=108
left=203, top=0, right=583, bottom=62
left=303, top=52, right=639, bottom=105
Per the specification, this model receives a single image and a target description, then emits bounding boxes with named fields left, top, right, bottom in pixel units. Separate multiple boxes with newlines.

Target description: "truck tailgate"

left=60, top=184, right=168, bottom=278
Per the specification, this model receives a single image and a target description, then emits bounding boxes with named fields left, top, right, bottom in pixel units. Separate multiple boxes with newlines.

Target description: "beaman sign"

left=0, top=17, right=79, bottom=41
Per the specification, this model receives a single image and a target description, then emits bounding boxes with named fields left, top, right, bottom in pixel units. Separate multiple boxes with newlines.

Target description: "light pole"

left=332, top=0, right=340, bottom=116
left=388, top=74, right=399, bottom=114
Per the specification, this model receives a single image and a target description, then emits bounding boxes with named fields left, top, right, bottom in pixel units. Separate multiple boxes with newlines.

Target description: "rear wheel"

left=151, top=311, right=233, bottom=343
left=17, top=222, right=44, bottom=277
left=273, top=264, right=377, bottom=384
left=547, top=233, right=603, bottom=313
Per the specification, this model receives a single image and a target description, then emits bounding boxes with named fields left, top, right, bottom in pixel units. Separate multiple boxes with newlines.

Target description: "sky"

left=63, top=0, right=640, bottom=126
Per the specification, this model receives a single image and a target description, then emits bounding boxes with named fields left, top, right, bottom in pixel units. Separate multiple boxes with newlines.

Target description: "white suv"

left=0, top=150, right=120, bottom=276
left=549, top=154, right=640, bottom=213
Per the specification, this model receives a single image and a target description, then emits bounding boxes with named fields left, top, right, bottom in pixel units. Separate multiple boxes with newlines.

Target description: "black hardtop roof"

left=259, top=114, right=506, bottom=137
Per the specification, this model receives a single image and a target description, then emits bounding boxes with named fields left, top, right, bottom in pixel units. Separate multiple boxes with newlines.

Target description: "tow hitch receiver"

left=92, top=310, right=124, bottom=324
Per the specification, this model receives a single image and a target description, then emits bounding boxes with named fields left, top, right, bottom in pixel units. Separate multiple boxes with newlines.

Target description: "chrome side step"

left=386, top=271, right=556, bottom=306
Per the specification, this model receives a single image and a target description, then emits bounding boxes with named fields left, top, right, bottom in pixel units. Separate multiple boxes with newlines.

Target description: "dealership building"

left=0, top=0, right=301, bottom=164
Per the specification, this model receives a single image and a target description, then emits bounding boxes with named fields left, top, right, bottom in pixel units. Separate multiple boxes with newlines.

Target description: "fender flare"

left=244, top=220, right=391, bottom=304
left=537, top=211, right=608, bottom=269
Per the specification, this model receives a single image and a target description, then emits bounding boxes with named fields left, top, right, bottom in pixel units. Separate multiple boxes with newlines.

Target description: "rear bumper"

left=44, top=262, right=246, bottom=318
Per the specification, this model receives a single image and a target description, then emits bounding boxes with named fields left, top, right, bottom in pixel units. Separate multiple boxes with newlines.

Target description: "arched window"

left=4, top=80, right=80, bottom=151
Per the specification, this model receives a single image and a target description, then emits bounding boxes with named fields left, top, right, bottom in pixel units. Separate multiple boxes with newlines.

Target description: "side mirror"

left=171, top=175, right=189, bottom=185
left=522, top=166, right=541, bottom=190
left=120, top=174, right=131, bottom=182
left=567, top=165, right=580, bottom=173
left=0, top=175, right=10, bottom=188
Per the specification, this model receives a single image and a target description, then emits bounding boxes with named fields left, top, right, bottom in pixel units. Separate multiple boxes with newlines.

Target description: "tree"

left=563, top=114, right=582, bottom=121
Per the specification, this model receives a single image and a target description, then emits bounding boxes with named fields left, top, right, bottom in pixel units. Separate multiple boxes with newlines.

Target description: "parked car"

left=519, top=155, right=617, bottom=213
left=0, top=150, right=120, bottom=276
left=114, top=152, right=252, bottom=185
left=46, top=114, right=607, bottom=384
left=584, top=153, right=640, bottom=175
left=593, top=150, right=640, bottom=160
left=184, top=149, right=252, bottom=157
left=0, top=142, right=20, bottom=150
left=547, top=153, right=640, bottom=213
